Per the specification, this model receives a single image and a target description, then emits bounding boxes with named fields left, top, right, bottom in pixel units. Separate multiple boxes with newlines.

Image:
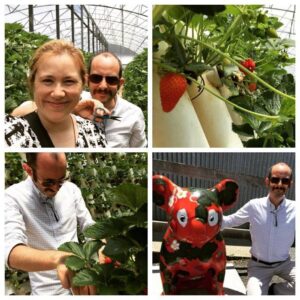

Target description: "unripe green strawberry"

left=266, top=28, right=279, bottom=38
left=160, top=73, right=187, bottom=112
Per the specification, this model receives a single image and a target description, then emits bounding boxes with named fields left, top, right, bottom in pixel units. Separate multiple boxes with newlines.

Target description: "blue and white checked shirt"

left=222, top=195, right=295, bottom=263
left=5, top=177, right=95, bottom=295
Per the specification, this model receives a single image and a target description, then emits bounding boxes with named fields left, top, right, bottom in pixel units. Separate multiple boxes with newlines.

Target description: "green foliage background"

left=5, top=153, right=147, bottom=295
left=123, top=49, right=148, bottom=123
left=5, top=23, right=49, bottom=113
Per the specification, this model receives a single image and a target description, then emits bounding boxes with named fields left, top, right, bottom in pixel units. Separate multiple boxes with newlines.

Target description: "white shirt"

left=82, top=92, right=147, bottom=147
left=222, top=196, right=295, bottom=263
left=5, top=177, right=95, bottom=295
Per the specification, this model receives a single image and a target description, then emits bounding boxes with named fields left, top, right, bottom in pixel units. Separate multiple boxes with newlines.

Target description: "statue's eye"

left=208, top=209, right=219, bottom=226
left=177, top=208, right=188, bottom=227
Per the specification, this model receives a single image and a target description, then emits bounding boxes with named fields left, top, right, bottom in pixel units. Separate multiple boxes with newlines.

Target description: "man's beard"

left=271, top=186, right=287, bottom=195
left=42, top=187, right=58, bottom=198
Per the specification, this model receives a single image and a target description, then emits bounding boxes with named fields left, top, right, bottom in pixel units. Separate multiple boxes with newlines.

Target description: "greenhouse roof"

left=5, top=4, right=148, bottom=59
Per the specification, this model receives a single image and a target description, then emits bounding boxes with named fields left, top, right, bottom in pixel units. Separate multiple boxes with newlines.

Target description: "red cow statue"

left=153, top=175, right=239, bottom=295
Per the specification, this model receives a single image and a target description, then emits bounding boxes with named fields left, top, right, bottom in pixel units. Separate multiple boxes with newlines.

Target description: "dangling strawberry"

left=160, top=73, right=187, bottom=112
left=241, top=58, right=256, bottom=72
left=248, top=82, right=257, bottom=92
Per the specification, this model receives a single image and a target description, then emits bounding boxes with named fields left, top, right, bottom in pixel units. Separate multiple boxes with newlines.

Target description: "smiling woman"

left=4, top=40, right=107, bottom=148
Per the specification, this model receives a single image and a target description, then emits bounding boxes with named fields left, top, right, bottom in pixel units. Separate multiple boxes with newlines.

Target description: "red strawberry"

left=248, top=82, right=257, bottom=92
left=241, top=58, right=256, bottom=72
left=104, top=257, right=112, bottom=264
left=104, top=256, right=121, bottom=267
left=160, top=73, right=187, bottom=112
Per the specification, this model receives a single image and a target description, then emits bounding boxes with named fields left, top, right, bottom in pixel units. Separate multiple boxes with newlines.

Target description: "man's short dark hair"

left=25, top=153, right=63, bottom=169
left=88, top=51, right=123, bottom=78
left=25, top=153, right=39, bottom=169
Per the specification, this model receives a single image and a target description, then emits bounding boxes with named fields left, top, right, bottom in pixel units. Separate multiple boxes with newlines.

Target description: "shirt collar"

left=267, top=194, right=286, bottom=210
left=111, top=95, right=120, bottom=114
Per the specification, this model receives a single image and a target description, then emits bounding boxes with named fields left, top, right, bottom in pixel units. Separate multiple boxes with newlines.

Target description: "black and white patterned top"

left=5, top=114, right=107, bottom=148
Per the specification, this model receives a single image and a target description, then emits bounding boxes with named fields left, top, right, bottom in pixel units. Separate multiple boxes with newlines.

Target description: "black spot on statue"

left=173, top=270, right=190, bottom=285
left=195, top=205, right=208, bottom=223
left=153, top=191, right=165, bottom=206
left=194, top=190, right=219, bottom=223
left=215, top=232, right=223, bottom=241
left=207, top=268, right=216, bottom=277
left=161, top=240, right=218, bottom=265
left=218, top=270, right=225, bottom=282
left=218, top=181, right=238, bottom=206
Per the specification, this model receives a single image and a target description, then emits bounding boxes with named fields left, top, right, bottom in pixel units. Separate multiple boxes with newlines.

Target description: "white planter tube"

left=187, top=71, right=243, bottom=148
left=218, top=84, right=244, bottom=125
left=219, top=83, right=251, bottom=142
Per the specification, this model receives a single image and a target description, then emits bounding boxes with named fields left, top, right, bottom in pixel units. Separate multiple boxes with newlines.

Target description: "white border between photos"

left=1, top=0, right=299, bottom=299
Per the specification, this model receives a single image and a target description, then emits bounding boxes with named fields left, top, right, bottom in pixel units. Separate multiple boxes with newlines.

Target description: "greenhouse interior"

left=5, top=4, right=148, bottom=64
left=5, top=4, right=148, bottom=126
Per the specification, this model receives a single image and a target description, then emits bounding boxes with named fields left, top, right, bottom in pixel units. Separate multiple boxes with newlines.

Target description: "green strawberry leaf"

left=83, top=240, right=104, bottom=260
left=58, top=241, right=85, bottom=259
left=65, top=255, right=86, bottom=272
left=72, top=269, right=100, bottom=286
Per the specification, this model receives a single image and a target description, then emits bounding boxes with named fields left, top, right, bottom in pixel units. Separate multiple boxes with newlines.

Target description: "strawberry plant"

left=58, top=183, right=147, bottom=295
left=153, top=5, right=295, bottom=147
left=123, top=48, right=147, bottom=123
left=5, top=23, right=49, bottom=113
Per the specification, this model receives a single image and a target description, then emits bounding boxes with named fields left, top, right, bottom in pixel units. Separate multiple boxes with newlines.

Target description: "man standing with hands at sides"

left=5, top=153, right=96, bottom=295
left=12, top=51, right=147, bottom=148
left=222, top=162, right=295, bottom=295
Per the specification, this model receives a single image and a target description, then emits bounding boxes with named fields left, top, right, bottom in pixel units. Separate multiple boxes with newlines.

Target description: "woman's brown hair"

left=28, top=39, right=86, bottom=96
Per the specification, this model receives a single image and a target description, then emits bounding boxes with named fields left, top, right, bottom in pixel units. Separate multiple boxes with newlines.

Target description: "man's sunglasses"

left=32, top=167, right=70, bottom=187
left=89, top=74, right=120, bottom=85
left=37, top=176, right=70, bottom=187
left=269, top=177, right=291, bottom=185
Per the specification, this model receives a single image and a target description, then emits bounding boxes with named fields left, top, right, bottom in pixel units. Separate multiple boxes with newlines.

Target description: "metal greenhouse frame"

left=5, top=4, right=148, bottom=62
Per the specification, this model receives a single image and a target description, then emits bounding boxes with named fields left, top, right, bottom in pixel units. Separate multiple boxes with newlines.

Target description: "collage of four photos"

left=3, top=3, right=296, bottom=297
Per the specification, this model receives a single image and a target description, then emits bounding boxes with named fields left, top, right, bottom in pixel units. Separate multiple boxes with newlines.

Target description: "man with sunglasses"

left=221, top=162, right=295, bottom=295
left=5, top=153, right=96, bottom=295
left=80, top=51, right=147, bottom=147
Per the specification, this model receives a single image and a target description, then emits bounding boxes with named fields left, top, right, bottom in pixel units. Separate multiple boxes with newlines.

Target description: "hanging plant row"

left=153, top=5, right=295, bottom=147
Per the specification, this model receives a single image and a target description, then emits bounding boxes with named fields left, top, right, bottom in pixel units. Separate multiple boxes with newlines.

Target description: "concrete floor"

left=152, top=262, right=246, bottom=295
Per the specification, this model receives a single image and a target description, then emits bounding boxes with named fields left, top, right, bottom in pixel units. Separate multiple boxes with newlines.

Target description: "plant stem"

left=187, top=76, right=279, bottom=121
left=153, top=5, right=168, bottom=25
left=155, top=61, right=279, bottom=120
left=181, top=36, right=295, bottom=101
left=206, top=13, right=243, bottom=64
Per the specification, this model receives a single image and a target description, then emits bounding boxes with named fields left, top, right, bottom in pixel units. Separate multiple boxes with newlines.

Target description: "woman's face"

left=34, top=53, right=83, bottom=123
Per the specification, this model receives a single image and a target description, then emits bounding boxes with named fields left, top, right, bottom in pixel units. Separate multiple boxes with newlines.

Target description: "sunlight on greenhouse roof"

left=5, top=5, right=148, bottom=64
left=263, top=5, right=295, bottom=74
left=264, top=5, right=295, bottom=41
